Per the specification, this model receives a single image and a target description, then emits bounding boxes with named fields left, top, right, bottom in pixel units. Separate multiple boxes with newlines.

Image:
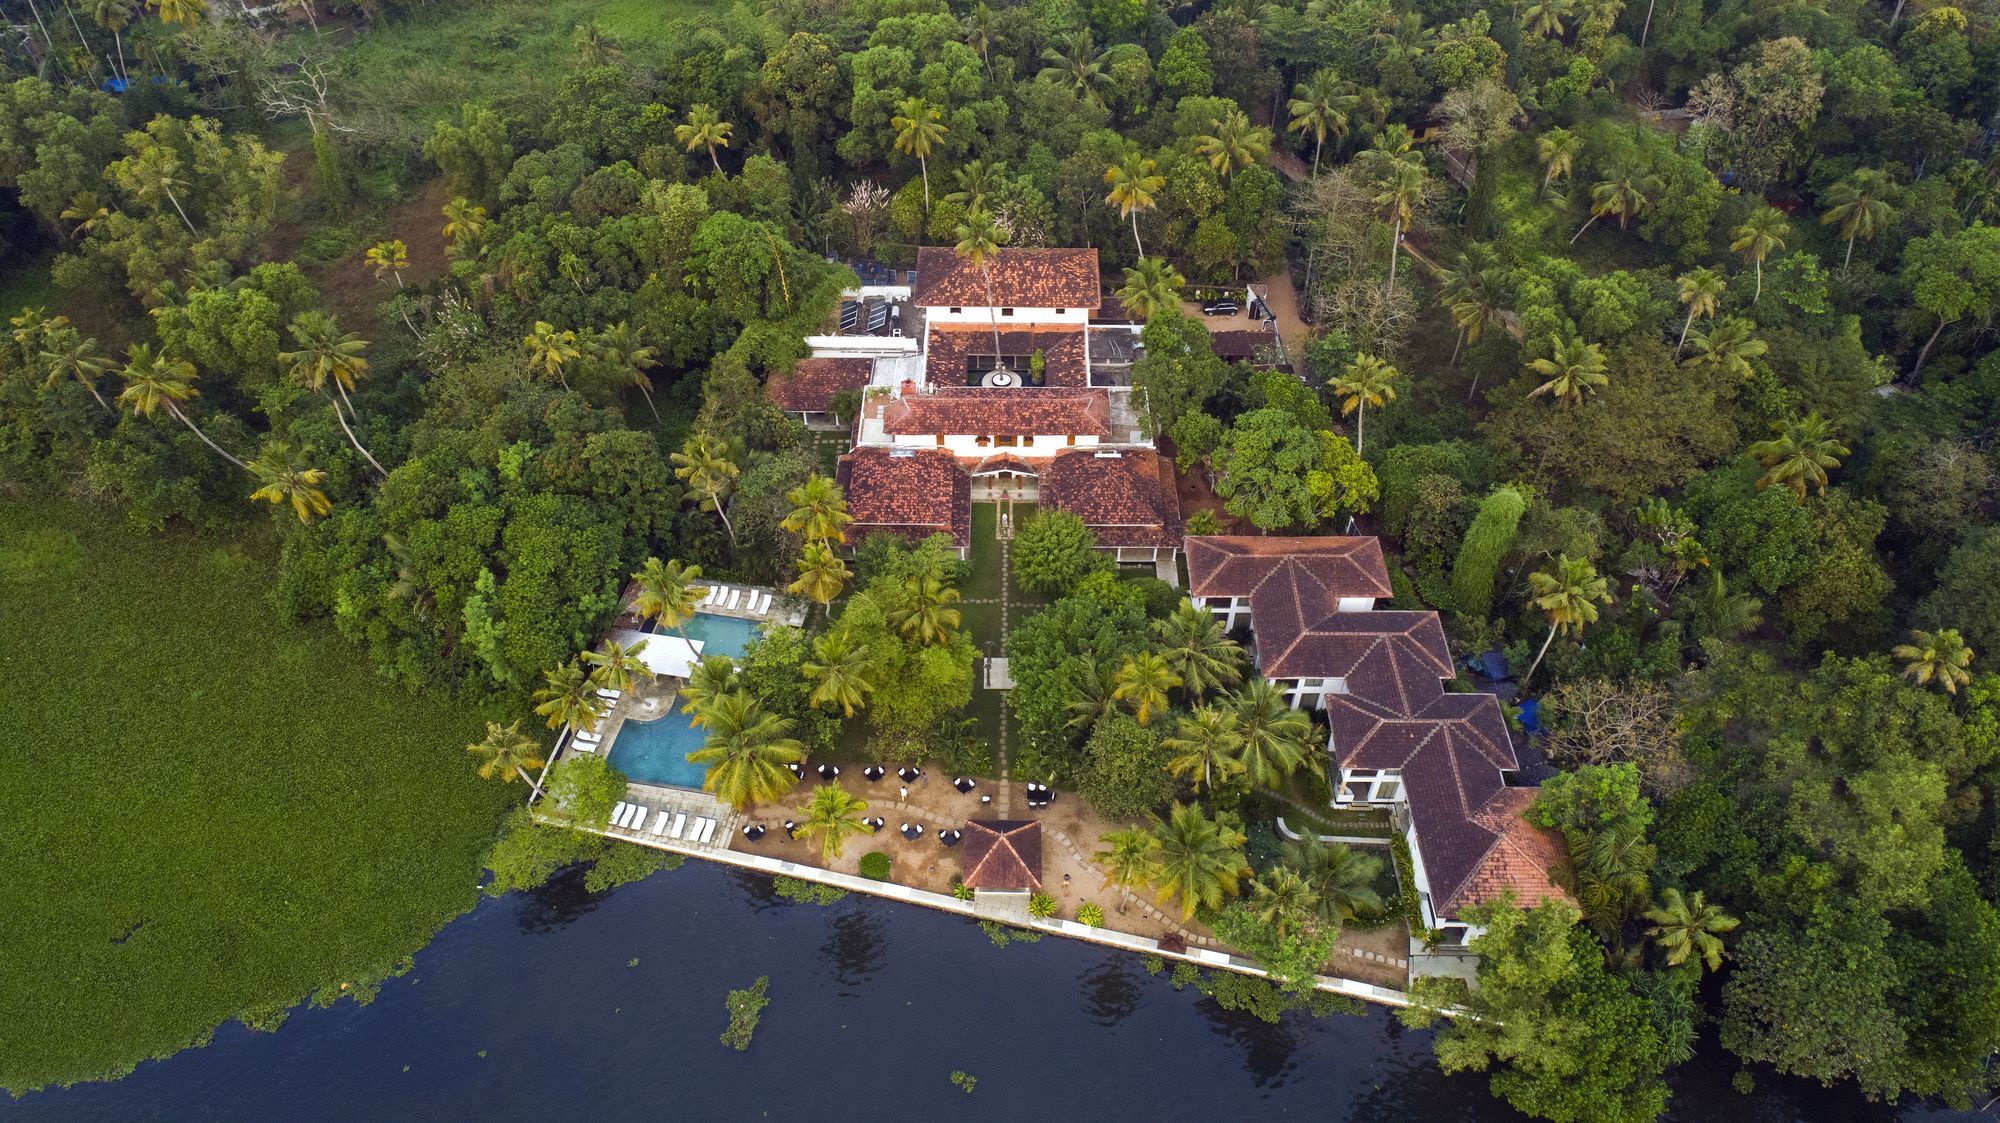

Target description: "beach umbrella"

left=939, top=830, right=962, bottom=847
left=898, top=766, right=921, bottom=782
left=783, top=819, right=798, bottom=839
left=953, top=777, right=976, bottom=793
left=901, top=823, right=924, bottom=840
left=817, top=763, right=840, bottom=779
left=863, top=765, right=886, bottom=781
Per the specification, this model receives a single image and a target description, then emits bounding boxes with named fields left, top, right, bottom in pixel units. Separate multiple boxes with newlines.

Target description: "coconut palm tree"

left=1287, top=69, right=1358, bottom=177
left=1163, top=705, right=1247, bottom=794
left=1196, top=108, right=1272, bottom=181
left=1249, top=866, right=1321, bottom=937
left=890, top=97, right=946, bottom=219
left=1518, top=0, right=1572, bottom=36
left=281, top=310, right=385, bottom=476
left=1572, top=822, right=1655, bottom=940
left=1527, top=334, right=1609, bottom=406
left=1679, top=570, right=1763, bottom=640
left=675, top=104, right=734, bottom=174
left=1065, top=654, right=1119, bottom=734
left=116, top=345, right=247, bottom=469
left=1103, top=153, right=1164, bottom=257
left=1331, top=353, right=1399, bottom=454
left=1437, top=246, right=1506, bottom=368
left=365, top=239, right=408, bottom=288
left=1115, top=257, right=1186, bottom=321
left=780, top=473, right=851, bottom=545
left=37, top=324, right=113, bottom=413
left=1684, top=316, right=1767, bottom=380
left=804, top=627, right=877, bottom=717
left=1747, top=412, right=1849, bottom=501
left=59, top=191, right=111, bottom=240
left=1149, top=802, right=1250, bottom=920
left=522, top=321, right=580, bottom=389
left=572, top=19, right=618, bottom=66
left=789, top=541, right=852, bottom=607
left=1731, top=206, right=1790, bottom=304
left=1643, top=887, right=1738, bottom=973
left=1673, top=267, right=1726, bottom=354
left=582, top=636, right=651, bottom=695
left=679, top=653, right=737, bottom=725
left=466, top=720, right=546, bottom=793
left=588, top=320, right=660, bottom=420
left=148, top=0, right=205, bottom=26
left=1820, top=169, right=1895, bottom=270
left=630, top=557, right=707, bottom=644
left=797, top=782, right=871, bottom=863
left=672, top=432, right=740, bottom=546
left=1354, top=131, right=1427, bottom=296
left=247, top=441, right=332, bottom=524
left=945, top=158, right=1005, bottom=211
left=1892, top=628, right=1975, bottom=695
left=1154, top=600, right=1245, bottom=699
left=1536, top=127, right=1580, bottom=197
left=952, top=206, right=1010, bottom=371
left=888, top=573, right=962, bottom=647
left=1282, top=838, right=1384, bottom=925
left=1113, top=651, right=1181, bottom=726
left=1571, top=164, right=1655, bottom=244
left=1039, top=31, right=1109, bottom=105
left=441, top=196, right=487, bottom=255
left=1094, top=826, right=1162, bottom=912
left=1231, top=678, right=1319, bottom=789
left=93, top=0, right=133, bottom=79
left=961, top=2, right=997, bottom=73
left=687, top=690, right=805, bottom=808
left=127, top=146, right=197, bottom=235
left=1522, top=554, right=1612, bottom=684
left=533, top=660, right=605, bottom=733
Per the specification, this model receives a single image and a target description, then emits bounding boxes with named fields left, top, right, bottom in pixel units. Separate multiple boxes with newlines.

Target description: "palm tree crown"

left=676, top=104, right=735, bottom=173
left=247, top=441, right=332, bottom=524
left=1287, top=69, right=1358, bottom=176
left=1112, top=651, right=1181, bottom=726
left=789, top=541, right=852, bottom=607
left=1154, top=600, right=1245, bottom=699
left=1892, top=628, right=1975, bottom=694
left=686, top=690, right=805, bottom=808
left=1196, top=108, right=1272, bottom=180
left=1116, top=257, right=1186, bottom=321
left=1150, top=802, right=1250, bottom=920
left=1731, top=207, right=1790, bottom=304
left=1526, top=335, right=1609, bottom=406
left=1163, top=705, right=1246, bottom=794
left=797, top=783, right=872, bottom=863
left=1820, top=169, right=1896, bottom=269
left=1331, top=353, right=1400, bottom=453
left=781, top=473, right=853, bottom=544
left=1643, top=887, right=1739, bottom=972
left=1103, top=153, right=1165, bottom=257
left=466, top=720, right=547, bottom=789
left=630, top=557, right=707, bottom=641
left=1747, top=413, right=1849, bottom=501
left=533, top=660, right=605, bottom=733
left=804, top=627, right=877, bottom=717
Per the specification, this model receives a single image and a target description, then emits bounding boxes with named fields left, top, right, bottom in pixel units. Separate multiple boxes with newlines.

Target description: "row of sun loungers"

left=696, top=586, right=775, bottom=617
left=607, top=802, right=719, bottom=843
left=570, top=727, right=601, bottom=754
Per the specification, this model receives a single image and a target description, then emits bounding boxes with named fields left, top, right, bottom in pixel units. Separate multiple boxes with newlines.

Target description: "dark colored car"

left=1201, top=299, right=1239, bottom=316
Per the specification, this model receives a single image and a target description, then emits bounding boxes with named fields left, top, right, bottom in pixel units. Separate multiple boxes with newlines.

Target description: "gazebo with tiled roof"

left=959, top=819, right=1042, bottom=892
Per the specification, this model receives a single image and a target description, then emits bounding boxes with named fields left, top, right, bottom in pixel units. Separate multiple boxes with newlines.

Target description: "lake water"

left=1, top=860, right=1979, bottom=1122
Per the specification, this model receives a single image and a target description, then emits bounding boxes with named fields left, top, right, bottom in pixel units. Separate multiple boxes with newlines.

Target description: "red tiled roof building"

left=836, top=448, right=972, bottom=556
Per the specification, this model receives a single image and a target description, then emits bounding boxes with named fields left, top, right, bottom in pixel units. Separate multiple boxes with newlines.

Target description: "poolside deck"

left=606, top=783, right=740, bottom=852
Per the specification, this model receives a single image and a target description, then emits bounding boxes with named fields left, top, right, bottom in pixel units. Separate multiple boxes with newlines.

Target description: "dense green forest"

left=5, top=0, right=2000, bottom=1114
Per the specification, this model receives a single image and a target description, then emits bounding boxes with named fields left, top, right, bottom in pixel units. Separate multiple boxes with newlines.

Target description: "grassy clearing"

left=0, top=498, right=516, bottom=1093
left=324, top=0, right=720, bottom=132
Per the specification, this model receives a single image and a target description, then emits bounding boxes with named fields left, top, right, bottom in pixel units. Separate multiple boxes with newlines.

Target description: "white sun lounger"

left=611, top=801, right=629, bottom=825
left=751, top=592, right=770, bottom=615
left=697, top=817, right=717, bottom=843
left=724, top=589, right=742, bottom=610
left=595, top=687, right=621, bottom=700
left=570, top=740, right=595, bottom=754
left=669, top=813, right=687, bottom=839
left=699, top=586, right=717, bottom=606
left=629, top=804, right=650, bottom=829
left=651, top=810, right=671, bottom=835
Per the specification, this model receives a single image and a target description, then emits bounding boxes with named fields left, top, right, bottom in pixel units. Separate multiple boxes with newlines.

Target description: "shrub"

left=1011, top=510, right=1110, bottom=596
left=858, top=851, right=892, bottom=881
left=1028, top=891, right=1058, bottom=918
left=1077, top=902, right=1106, bottom=927
left=719, top=977, right=770, bottom=1051
left=950, top=877, right=975, bottom=901
left=1186, top=509, right=1224, bottom=535
left=1449, top=486, right=1526, bottom=619
left=979, top=920, right=1043, bottom=946
left=1389, top=834, right=1435, bottom=943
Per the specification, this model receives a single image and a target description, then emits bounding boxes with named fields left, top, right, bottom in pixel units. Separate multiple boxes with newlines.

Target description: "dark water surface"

left=3, top=861, right=1979, bottom=1121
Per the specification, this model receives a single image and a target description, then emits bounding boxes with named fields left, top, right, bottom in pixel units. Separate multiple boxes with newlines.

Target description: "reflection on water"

left=1077, top=954, right=1142, bottom=1027
left=511, top=865, right=601, bottom=935
left=820, top=910, right=885, bottom=990
left=1196, top=994, right=1315, bottom=1089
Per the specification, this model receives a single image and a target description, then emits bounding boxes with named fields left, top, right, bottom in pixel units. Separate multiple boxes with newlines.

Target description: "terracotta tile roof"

left=878, top=386, right=1110, bottom=438
left=1186, top=533, right=1566, bottom=926
left=835, top=448, right=970, bottom=549
left=1184, top=536, right=1393, bottom=600
left=769, top=357, right=873, bottom=413
left=1209, top=329, right=1281, bottom=361
left=1039, top=450, right=1184, bottom=549
left=970, top=453, right=1039, bottom=476
left=925, top=324, right=1089, bottom=388
left=960, top=819, right=1042, bottom=891
left=912, top=247, right=1101, bottom=309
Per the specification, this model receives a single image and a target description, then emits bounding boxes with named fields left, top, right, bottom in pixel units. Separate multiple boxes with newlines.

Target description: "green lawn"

left=964, top=503, right=1003, bottom=600
left=0, top=500, right=516, bottom=1093
left=320, top=0, right=719, bottom=133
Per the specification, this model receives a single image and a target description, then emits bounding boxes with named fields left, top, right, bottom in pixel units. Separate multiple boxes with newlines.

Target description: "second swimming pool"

left=605, top=709, right=710, bottom=789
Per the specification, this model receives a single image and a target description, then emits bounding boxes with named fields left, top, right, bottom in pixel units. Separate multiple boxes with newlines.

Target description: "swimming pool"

left=663, top=612, right=760, bottom=659
left=605, top=710, right=710, bottom=789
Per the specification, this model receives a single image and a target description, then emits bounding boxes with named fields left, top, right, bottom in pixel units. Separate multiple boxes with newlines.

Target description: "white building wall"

left=884, top=433, right=1101, bottom=456
left=922, top=306, right=1088, bottom=326
left=1337, top=596, right=1376, bottom=612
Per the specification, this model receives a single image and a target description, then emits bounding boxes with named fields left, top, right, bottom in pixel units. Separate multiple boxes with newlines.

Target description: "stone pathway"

left=995, top=508, right=1016, bottom=818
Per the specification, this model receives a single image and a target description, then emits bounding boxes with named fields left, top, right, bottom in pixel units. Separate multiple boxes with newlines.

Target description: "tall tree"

left=1154, top=600, right=1244, bottom=699
left=1113, top=651, right=1181, bottom=726
left=440, top=196, right=487, bottom=256
left=1730, top=206, right=1789, bottom=304
left=532, top=660, right=604, bottom=733
left=1819, top=169, right=1896, bottom=270
left=888, top=573, right=962, bottom=646
left=1523, top=554, right=1613, bottom=683
left=679, top=653, right=738, bottom=725
left=1287, top=69, right=1358, bottom=177
left=247, top=440, right=332, bottom=524
left=92, top=0, right=133, bottom=79
left=675, top=104, right=734, bottom=174
left=1196, top=108, right=1272, bottom=180
left=582, top=637, right=651, bottom=695
left=803, top=627, right=876, bottom=716
left=1331, top=353, right=1399, bottom=454
left=1672, top=267, right=1726, bottom=354
left=1094, top=826, right=1163, bottom=912
left=780, top=473, right=853, bottom=544
left=1230, top=678, right=1319, bottom=789
left=466, top=720, right=547, bottom=795
left=36, top=324, right=112, bottom=413
left=1356, top=131, right=1427, bottom=296
left=788, top=541, right=852, bottom=607
left=1115, top=257, right=1186, bottom=321
left=1149, top=802, right=1250, bottom=919
left=1282, top=838, right=1384, bottom=925
left=280, top=310, right=385, bottom=476
left=1571, top=164, right=1655, bottom=244
left=630, top=557, right=707, bottom=645
left=952, top=206, right=1009, bottom=371
left=1642, top=888, right=1738, bottom=973
left=686, top=690, right=805, bottom=808
left=672, top=432, right=741, bottom=547
left=796, top=782, right=871, bottom=862
left=1163, top=705, right=1246, bottom=793
left=1536, top=127, right=1580, bottom=197
left=1039, top=31, right=1109, bottom=105
left=1891, top=628, right=1975, bottom=694
left=889, top=97, right=946, bottom=220
left=1103, top=153, right=1164, bottom=257
left=1746, top=413, right=1848, bottom=501
left=1683, top=317, right=1767, bottom=380
left=115, top=345, right=246, bottom=470
left=1526, top=335, right=1609, bottom=406
left=522, top=321, right=580, bottom=390
left=589, top=321, right=659, bottom=420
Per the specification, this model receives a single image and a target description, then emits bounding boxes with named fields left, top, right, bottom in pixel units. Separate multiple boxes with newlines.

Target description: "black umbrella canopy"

left=817, top=764, right=840, bottom=779
left=953, top=777, right=976, bottom=793
left=897, top=766, right=922, bottom=782
left=939, top=830, right=962, bottom=847
left=863, top=765, right=886, bottom=781
left=901, top=824, right=924, bottom=840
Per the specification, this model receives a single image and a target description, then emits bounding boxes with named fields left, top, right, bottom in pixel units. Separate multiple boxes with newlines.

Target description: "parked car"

left=1201, top=299, right=1239, bottom=316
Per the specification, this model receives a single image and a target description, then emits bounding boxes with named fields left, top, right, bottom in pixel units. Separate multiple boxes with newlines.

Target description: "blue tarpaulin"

left=1517, top=698, right=1542, bottom=734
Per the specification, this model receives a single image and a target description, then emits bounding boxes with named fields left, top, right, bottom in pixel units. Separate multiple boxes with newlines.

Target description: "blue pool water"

left=673, top=611, right=760, bottom=658
left=606, top=710, right=709, bottom=789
